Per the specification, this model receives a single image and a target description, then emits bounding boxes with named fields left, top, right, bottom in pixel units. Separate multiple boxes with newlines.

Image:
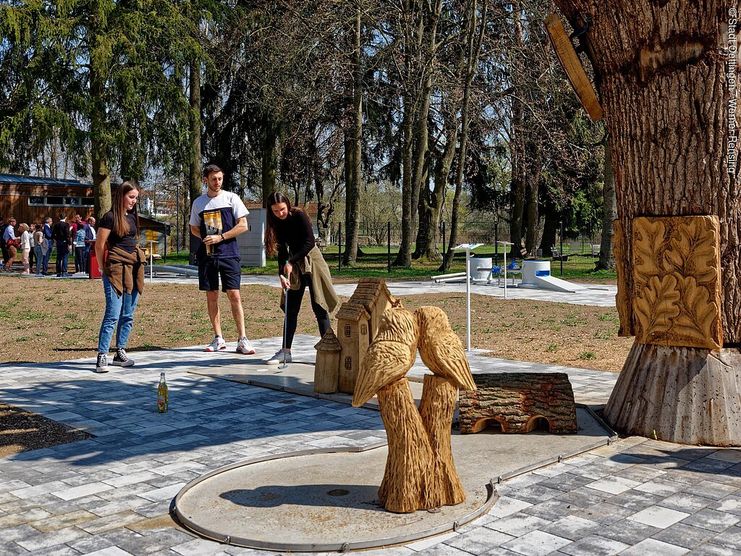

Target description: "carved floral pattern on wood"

left=632, top=216, right=722, bottom=350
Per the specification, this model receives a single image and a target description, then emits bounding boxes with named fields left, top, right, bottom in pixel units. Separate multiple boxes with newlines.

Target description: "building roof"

left=314, top=329, right=341, bottom=351
left=0, top=173, right=89, bottom=187
left=336, top=302, right=371, bottom=322
left=349, top=278, right=396, bottom=310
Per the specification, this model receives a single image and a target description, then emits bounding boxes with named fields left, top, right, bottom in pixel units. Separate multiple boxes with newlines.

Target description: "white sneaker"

left=236, top=336, right=255, bottom=355
left=264, top=349, right=291, bottom=365
left=204, top=336, right=227, bottom=352
left=95, top=353, right=109, bottom=373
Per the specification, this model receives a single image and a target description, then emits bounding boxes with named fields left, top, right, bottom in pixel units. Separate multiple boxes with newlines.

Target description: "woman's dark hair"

left=264, top=191, right=301, bottom=256
left=111, top=181, right=140, bottom=239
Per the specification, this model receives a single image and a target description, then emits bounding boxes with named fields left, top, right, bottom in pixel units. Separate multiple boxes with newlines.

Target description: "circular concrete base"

left=174, top=445, right=495, bottom=552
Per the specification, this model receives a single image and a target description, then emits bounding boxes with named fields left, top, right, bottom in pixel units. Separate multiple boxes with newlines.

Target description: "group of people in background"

left=0, top=213, right=96, bottom=276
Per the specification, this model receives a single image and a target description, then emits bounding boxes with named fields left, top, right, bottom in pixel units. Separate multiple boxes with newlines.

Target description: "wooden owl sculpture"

left=415, top=306, right=476, bottom=391
left=352, top=304, right=418, bottom=407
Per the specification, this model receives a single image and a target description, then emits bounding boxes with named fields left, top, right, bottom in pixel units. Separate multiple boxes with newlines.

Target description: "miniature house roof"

left=336, top=302, right=371, bottom=322
left=349, top=278, right=397, bottom=309
left=314, top=329, right=342, bottom=351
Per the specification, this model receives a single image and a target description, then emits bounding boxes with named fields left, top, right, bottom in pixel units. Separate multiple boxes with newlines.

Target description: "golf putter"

left=280, top=275, right=289, bottom=370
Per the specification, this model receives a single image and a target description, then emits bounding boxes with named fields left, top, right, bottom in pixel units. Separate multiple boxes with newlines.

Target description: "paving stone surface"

left=0, top=305, right=739, bottom=555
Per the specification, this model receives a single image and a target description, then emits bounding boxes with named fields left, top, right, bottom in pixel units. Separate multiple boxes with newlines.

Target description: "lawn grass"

left=160, top=246, right=616, bottom=283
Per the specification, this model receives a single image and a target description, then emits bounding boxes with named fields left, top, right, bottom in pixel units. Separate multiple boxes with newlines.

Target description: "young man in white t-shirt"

left=189, top=164, right=255, bottom=354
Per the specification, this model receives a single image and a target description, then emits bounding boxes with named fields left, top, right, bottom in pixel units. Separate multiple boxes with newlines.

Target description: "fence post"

left=559, top=220, right=564, bottom=276
left=338, top=222, right=342, bottom=271
left=387, top=221, right=391, bottom=272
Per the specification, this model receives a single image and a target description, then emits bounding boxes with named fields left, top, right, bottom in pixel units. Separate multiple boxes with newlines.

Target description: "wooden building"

left=0, top=173, right=94, bottom=225
left=336, top=303, right=371, bottom=394
left=313, top=329, right=341, bottom=394
left=0, top=173, right=170, bottom=253
left=347, top=278, right=397, bottom=343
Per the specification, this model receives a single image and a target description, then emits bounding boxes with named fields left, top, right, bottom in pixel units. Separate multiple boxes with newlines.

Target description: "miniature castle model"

left=314, top=279, right=397, bottom=394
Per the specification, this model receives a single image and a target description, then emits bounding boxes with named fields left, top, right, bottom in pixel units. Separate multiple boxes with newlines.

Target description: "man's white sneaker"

left=95, top=353, right=109, bottom=373
left=236, top=337, right=256, bottom=355
left=264, top=349, right=291, bottom=365
left=205, top=336, right=227, bottom=352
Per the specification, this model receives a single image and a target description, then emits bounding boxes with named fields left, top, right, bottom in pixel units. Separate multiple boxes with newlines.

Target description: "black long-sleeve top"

left=275, top=209, right=315, bottom=275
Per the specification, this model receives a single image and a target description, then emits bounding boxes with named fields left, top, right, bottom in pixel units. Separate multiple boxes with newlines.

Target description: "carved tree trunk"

left=376, top=378, right=435, bottom=513
left=419, top=375, right=465, bottom=507
left=555, top=0, right=741, bottom=445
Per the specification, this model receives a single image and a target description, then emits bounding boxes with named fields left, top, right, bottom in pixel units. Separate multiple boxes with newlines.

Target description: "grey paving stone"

left=707, top=525, right=741, bottom=551
left=521, top=499, right=578, bottom=521
left=485, top=513, right=552, bottom=537
left=15, top=526, right=90, bottom=551
left=596, top=520, right=660, bottom=545
left=618, top=538, right=689, bottom=555
left=708, top=495, right=741, bottom=516
left=500, top=530, right=571, bottom=555
left=627, top=505, right=689, bottom=528
left=604, top=489, right=663, bottom=511
left=569, top=501, right=634, bottom=525
left=26, top=544, right=81, bottom=556
left=556, top=535, right=629, bottom=556
left=679, top=508, right=740, bottom=532
left=417, top=545, right=473, bottom=556
left=689, top=480, right=739, bottom=500
left=687, top=544, right=739, bottom=556
left=660, top=492, right=715, bottom=513
left=444, top=526, right=514, bottom=553
left=0, top=541, right=29, bottom=555
left=170, top=537, right=230, bottom=555
left=652, top=522, right=720, bottom=549
left=542, top=516, right=599, bottom=541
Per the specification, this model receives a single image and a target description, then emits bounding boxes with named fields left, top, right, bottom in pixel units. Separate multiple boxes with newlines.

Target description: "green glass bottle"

left=157, top=372, right=168, bottom=413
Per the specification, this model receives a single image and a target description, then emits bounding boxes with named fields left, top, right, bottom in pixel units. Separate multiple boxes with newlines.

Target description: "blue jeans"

left=34, top=246, right=44, bottom=274
left=42, top=239, right=52, bottom=273
left=97, top=273, right=140, bottom=354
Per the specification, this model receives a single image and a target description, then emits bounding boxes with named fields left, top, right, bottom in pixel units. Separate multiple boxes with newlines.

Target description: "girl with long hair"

left=263, top=191, right=339, bottom=364
left=94, top=181, right=147, bottom=373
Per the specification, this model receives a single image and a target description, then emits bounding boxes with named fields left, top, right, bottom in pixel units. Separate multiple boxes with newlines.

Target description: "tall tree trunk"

left=344, top=7, right=362, bottom=266
left=188, top=60, right=203, bottom=264
left=90, top=61, right=111, bottom=220
left=555, top=0, right=740, bottom=445
left=261, top=117, right=278, bottom=206
left=426, top=113, right=458, bottom=261
left=524, top=139, right=541, bottom=256
left=538, top=208, right=558, bottom=257
left=440, top=0, right=485, bottom=272
left=394, top=101, right=415, bottom=267
left=508, top=2, right=525, bottom=259
left=596, top=138, right=616, bottom=270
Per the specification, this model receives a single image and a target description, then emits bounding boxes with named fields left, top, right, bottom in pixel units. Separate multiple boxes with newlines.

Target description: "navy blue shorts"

left=198, top=257, right=242, bottom=292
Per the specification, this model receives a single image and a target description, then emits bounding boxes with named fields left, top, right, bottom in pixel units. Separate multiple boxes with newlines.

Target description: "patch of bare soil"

left=0, top=276, right=630, bottom=453
left=0, top=402, right=91, bottom=457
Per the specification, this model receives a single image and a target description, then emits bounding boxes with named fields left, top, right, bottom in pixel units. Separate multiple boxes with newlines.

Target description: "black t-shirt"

left=99, top=211, right=138, bottom=253
left=275, top=209, right=315, bottom=274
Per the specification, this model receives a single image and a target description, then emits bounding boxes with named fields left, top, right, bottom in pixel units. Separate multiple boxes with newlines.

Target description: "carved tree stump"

left=458, top=373, right=577, bottom=434
left=605, top=344, right=741, bottom=446
left=376, top=378, right=435, bottom=513
left=419, top=375, right=465, bottom=507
